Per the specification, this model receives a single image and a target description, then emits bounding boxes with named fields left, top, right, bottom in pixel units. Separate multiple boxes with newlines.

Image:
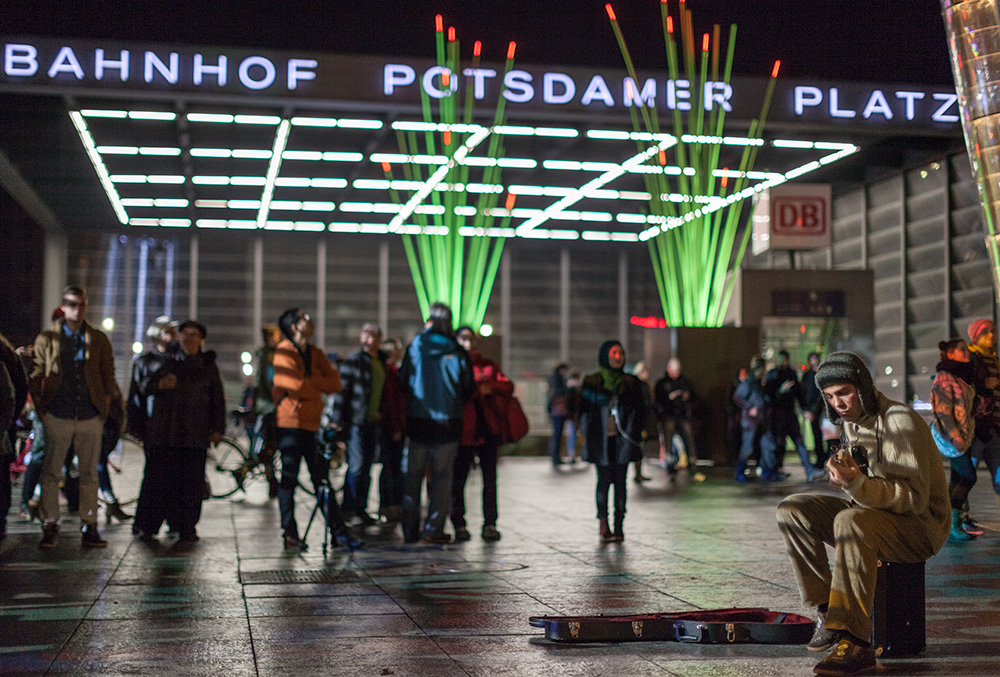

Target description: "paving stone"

left=3, top=457, right=999, bottom=675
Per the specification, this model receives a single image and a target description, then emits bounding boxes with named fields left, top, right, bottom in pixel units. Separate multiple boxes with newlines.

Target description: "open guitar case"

left=529, top=608, right=815, bottom=644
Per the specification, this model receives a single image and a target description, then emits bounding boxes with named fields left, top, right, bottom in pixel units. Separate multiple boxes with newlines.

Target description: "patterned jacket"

left=930, top=359, right=976, bottom=453
left=324, top=348, right=386, bottom=436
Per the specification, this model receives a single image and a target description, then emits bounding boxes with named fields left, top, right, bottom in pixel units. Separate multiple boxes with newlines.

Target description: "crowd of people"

left=4, top=287, right=998, bottom=675
left=0, top=291, right=532, bottom=550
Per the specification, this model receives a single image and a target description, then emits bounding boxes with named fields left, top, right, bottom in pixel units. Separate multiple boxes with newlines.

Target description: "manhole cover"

left=241, top=568, right=364, bottom=585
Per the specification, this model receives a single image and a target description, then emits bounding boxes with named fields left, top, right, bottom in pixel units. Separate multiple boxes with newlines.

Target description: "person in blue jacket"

left=578, top=339, right=646, bottom=543
left=399, top=302, right=474, bottom=544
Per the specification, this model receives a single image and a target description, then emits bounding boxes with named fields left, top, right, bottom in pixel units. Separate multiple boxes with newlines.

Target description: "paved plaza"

left=3, top=456, right=1000, bottom=675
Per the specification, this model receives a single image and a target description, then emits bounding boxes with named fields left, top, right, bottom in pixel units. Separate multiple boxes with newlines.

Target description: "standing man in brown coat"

left=29, top=286, right=117, bottom=548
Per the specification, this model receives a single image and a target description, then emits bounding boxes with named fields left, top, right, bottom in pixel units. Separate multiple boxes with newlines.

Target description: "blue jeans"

left=736, top=421, right=776, bottom=479
left=549, top=414, right=565, bottom=464
left=767, top=414, right=818, bottom=480
left=276, top=427, right=343, bottom=537
left=566, top=419, right=578, bottom=460
left=342, top=421, right=380, bottom=518
left=402, top=440, right=457, bottom=541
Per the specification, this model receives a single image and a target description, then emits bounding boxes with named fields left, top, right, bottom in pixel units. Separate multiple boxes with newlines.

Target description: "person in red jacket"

left=273, top=308, right=358, bottom=551
left=450, top=326, right=513, bottom=542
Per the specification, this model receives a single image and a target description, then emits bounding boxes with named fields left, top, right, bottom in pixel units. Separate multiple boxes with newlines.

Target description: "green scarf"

left=599, top=366, right=623, bottom=393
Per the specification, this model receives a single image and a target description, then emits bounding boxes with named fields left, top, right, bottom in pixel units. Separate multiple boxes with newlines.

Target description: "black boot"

left=106, top=502, right=133, bottom=523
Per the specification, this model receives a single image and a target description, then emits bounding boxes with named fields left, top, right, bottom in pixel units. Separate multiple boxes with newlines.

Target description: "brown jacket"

left=29, top=319, right=117, bottom=419
left=272, top=339, right=341, bottom=431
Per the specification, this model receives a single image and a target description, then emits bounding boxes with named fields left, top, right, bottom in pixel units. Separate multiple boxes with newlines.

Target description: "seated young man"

left=776, top=352, right=950, bottom=676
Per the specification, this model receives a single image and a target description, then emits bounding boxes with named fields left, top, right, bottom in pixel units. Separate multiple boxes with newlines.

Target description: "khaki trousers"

left=40, top=413, right=103, bottom=527
left=776, top=493, right=936, bottom=640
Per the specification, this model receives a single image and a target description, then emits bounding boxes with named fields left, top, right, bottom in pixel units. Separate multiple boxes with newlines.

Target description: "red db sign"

left=774, top=197, right=827, bottom=235
left=762, top=184, right=832, bottom=250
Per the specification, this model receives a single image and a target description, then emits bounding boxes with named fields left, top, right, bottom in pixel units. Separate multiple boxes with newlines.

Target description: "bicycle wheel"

left=107, top=435, right=145, bottom=507
left=205, top=437, right=247, bottom=498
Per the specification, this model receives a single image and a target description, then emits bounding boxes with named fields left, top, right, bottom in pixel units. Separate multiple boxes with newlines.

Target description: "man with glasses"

left=29, top=286, right=117, bottom=548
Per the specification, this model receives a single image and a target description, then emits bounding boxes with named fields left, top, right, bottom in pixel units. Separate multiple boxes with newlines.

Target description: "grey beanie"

left=815, top=351, right=879, bottom=424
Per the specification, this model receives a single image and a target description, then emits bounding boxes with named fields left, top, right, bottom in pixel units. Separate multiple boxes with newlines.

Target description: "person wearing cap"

left=776, top=351, right=949, bottom=676
left=966, top=318, right=1000, bottom=522
left=930, top=338, right=979, bottom=542
left=126, top=316, right=176, bottom=443
left=323, top=322, right=387, bottom=526
left=133, top=319, right=225, bottom=543
left=578, top=339, right=646, bottom=543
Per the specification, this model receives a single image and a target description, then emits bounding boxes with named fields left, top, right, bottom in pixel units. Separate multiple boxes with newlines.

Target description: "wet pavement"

left=3, top=457, right=1000, bottom=675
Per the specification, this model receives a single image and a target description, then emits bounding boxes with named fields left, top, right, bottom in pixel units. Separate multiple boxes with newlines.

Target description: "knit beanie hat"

left=815, top=351, right=879, bottom=424
left=967, top=319, right=995, bottom=346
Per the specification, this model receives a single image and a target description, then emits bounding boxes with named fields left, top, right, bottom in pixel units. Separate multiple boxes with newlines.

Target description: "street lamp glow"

left=241, top=351, right=253, bottom=364
left=242, top=363, right=254, bottom=377
left=480, top=324, right=494, bottom=337
left=102, top=317, right=115, bottom=331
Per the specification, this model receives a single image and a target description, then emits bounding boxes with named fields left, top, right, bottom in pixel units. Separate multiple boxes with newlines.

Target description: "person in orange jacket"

left=273, top=307, right=359, bottom=551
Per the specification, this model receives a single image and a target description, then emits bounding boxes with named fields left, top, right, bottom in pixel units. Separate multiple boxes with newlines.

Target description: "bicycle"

left=221, top=408, right=336, bottom=498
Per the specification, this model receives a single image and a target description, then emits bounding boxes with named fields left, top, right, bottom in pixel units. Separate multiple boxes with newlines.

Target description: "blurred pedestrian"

left=400, top=302, right=474, bottom=544
left=273, top=308, right=358, bottom=550
left=801, top=352, right=829, bottom=468
left=763, top=350, right=825, bottom=483
left=579, top=340, right=646, bottom=542
left=451, top=326, right=512, bottom=542
left=966, top=319, right=1000, bottom=527
left=377, top=337, right=407, bottom=523
left=630, top=361, right=654, bottom=483
left=133, top=320, right=225, bottom=543
left=29, top=286, right=117, bottom=548
left=930, top=338, right=979, bottom=542
left=547, top=363, right=570, bottom=466
left=733, top=355, right=776, bottom=482
left=654, top=358, right=703, bottom=482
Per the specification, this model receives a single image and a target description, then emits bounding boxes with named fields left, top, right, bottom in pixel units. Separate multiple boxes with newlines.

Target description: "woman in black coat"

left=579, top=340, right=646, bottom=542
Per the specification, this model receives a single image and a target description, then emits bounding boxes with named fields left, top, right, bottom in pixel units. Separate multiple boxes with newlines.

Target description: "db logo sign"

left=773, top=197, right=828, bottom=235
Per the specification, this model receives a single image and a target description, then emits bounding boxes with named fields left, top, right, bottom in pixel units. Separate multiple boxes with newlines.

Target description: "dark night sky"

left=4, top=0, right=954, bottom=85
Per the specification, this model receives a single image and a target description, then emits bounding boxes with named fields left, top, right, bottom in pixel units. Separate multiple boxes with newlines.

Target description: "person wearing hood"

left=578, top=340, right=646, bottom=543
left=134, top=320, right=225, bottom=543
left=776, top=352, right=949, bottom=676
left=930, top=338, right=980, bottom=542
left=400, top=302, right=475, bottom=544
left=966, top=318, right=1000, bottom=524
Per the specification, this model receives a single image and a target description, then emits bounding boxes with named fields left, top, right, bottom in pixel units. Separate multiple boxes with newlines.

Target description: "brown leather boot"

left=599, top=518, right=614, bottom=542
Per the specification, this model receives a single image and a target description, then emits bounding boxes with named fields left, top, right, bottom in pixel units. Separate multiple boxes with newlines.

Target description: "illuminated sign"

left=1, top=37, right=960, bottom=131
left=2, top=41, right=318, bottom=93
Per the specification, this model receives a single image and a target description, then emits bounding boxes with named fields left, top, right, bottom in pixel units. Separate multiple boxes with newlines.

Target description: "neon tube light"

left=256, top=119, right=291, bottom=228
left=70, top=111, right=129, bottom=224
